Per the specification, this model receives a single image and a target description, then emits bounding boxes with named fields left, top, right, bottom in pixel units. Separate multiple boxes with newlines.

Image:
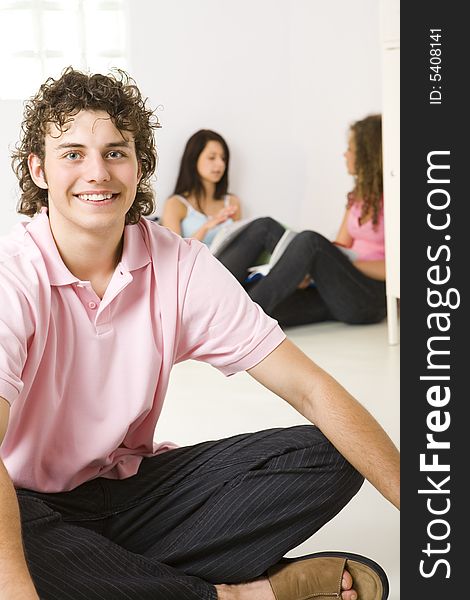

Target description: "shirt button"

left=88, top=301, right=97, bottom=309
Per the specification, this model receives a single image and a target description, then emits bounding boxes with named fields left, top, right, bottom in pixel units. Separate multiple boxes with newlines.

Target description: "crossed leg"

left=20, top=426, right=364, bottom=599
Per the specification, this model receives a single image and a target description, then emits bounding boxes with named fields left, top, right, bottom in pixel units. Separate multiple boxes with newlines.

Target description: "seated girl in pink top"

left=247, top=114, right=386, bottom=327
left=347, top=197, right=384, bottom=262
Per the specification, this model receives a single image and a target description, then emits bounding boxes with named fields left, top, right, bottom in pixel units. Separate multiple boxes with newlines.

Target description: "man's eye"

left=108, top=151, right=124, bottom=159
left=66, top=152, right=80, bottom=160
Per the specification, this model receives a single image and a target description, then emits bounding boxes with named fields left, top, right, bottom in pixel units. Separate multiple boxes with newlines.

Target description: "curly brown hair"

left=12, top=66, right=160, bottom=225
left=346, top=114, right=383, bottom=227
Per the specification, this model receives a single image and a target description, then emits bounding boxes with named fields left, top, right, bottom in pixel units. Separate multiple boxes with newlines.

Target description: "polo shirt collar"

left=25, top=209, right=151, bottom=286
left=120, top=221, right=151, bottom=273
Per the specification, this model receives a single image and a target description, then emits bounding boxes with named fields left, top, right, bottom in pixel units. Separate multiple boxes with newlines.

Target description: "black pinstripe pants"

left=18, top=425, right=364, bottom=599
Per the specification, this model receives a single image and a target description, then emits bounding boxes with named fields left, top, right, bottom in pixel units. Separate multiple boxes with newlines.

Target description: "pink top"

left=347, top=201, right=385, bottom=261
left=0, top=212, right=285, bottom=492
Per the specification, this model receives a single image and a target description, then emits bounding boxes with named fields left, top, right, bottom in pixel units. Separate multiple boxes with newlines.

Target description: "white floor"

left=156, top=320, right=400, bottom=599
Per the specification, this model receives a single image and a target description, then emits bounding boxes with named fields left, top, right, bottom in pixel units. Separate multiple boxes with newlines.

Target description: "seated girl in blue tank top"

left=161, top=130, right=242, bottom=246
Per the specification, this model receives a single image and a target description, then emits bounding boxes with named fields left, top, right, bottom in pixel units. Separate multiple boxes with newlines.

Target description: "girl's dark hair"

left=346, top=114, right=383, bottom=226
left=12, top=66, right=160, bottom=225
left=173, top=129, right=229, bottom=213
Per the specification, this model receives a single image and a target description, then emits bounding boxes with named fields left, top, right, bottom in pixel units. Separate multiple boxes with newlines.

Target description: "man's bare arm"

left=0, top=398, right=39, bottom=599
left=247, top=339, right=400, bottom=509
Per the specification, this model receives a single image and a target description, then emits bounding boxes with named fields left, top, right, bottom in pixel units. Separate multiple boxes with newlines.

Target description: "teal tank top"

left=177, top=195, right=233, bottom=246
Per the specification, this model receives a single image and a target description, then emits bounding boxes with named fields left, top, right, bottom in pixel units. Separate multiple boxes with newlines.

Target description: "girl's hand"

left=297, top=274, right=313, bottom=289
left=206, top=205, right=238, bottom=229
left=352, top=260, right=386, bottom=281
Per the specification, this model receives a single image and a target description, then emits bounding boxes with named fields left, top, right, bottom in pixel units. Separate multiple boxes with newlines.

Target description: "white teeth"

left=77, top=193, right=114, bottom=201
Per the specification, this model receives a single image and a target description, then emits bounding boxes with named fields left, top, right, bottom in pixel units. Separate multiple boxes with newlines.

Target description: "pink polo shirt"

left=0, top=212, right=285, bottom=492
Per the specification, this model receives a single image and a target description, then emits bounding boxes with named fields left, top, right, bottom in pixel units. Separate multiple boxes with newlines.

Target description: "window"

left=0, top=0, right=128, bottom=100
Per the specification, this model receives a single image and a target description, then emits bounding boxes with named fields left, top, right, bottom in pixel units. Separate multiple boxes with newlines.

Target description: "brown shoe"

left=267, top=551, right=389, bottom=599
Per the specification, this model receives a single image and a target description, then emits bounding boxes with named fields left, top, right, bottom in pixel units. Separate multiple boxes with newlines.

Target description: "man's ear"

left=28, top=153, right=48, bottom=189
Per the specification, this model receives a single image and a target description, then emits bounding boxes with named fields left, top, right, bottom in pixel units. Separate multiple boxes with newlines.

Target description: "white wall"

left=128, top=0, right=382, bottom=236
left=0, top=101, right=27, bottom=235
left=0, top=0, right=381, bottom=238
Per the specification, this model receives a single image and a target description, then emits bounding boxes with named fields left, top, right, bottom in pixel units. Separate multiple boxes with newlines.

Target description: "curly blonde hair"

left=12, top=67, right=160, bottom=225
left=346, top=114, right=383, bottom=226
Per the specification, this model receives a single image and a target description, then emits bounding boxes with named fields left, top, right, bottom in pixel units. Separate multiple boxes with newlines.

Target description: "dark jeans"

left=18, top=426, right=363, bottom=599
left=248, top=231, right=386, bottom=327
left=217, top=217, right=285, bottom=283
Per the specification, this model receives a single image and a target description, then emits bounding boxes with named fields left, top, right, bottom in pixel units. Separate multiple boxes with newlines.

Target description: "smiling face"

left=196, top=140, right=226, bottom=185
left=344, top=131, right=357, bottom=176
left=28, top=110, right=142, bottom=238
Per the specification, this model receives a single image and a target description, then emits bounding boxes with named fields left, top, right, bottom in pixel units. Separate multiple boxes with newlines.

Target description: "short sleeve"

left=0, top=259, right=37, bottom=403
left=175, top=244, right=285, bottom=375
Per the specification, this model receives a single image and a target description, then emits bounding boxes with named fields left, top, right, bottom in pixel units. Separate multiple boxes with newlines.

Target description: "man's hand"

left=1, top=399, right=39, bottom=599
left=0, top=579, right=40, bottom=600
left=247, top=339, right=400, bottom=510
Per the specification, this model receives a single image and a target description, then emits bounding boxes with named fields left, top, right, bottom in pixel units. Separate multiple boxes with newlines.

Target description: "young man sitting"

left=0, top=68, right=399, bottom=600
